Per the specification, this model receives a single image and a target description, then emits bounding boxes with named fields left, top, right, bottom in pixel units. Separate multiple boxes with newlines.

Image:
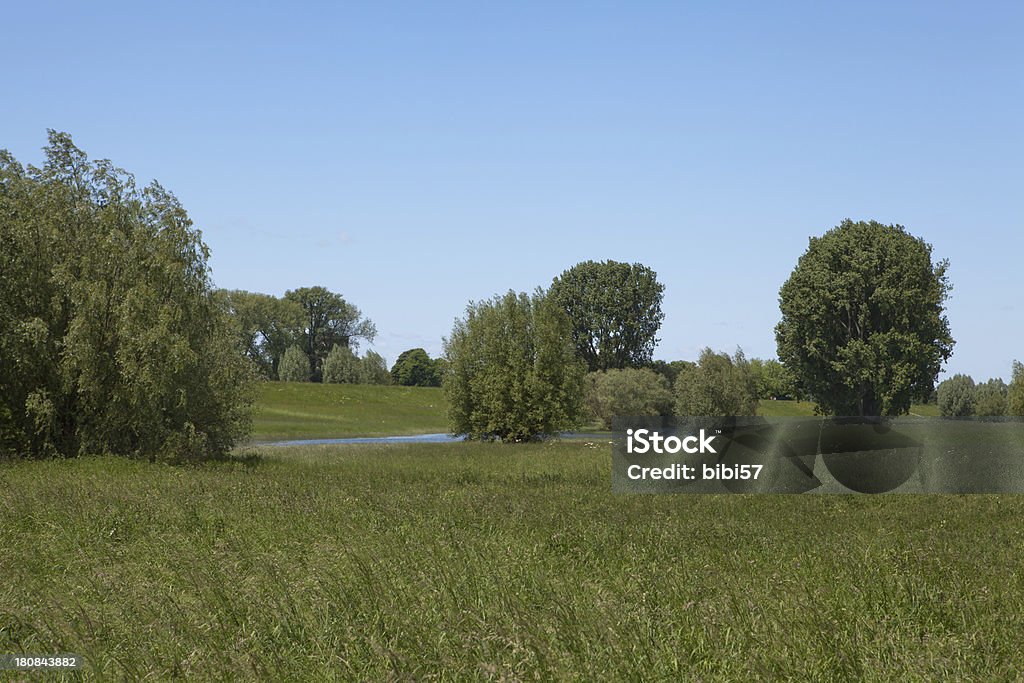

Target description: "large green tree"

left=443, top=290, right=585, bottom=441
left=217, top=289, right=303, bottom=378
left=0, top=132, right=254, bottom=460
left=283, top=286, right=376, bottom=382
left=549, top=260, right=665, bottom=371
left=776, top=220, right=954, bottom=416
left=391, top=348, right=442, bottom=387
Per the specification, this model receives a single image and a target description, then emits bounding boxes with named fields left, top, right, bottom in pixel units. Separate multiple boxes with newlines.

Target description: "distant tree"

left=358, top=351, right=392, bottom=385
left=1008, top=361, right=1024, bottom=417
left=675, top=348, right=759, bottom=416
left=776, top=220, right=954, bottom=416
left=748, top=358, right=797, bottom=400
left=584, top=368, right=674, bottom=430
left=646, top=360, right=695, bottom=386
left=937, top=374, right=975, bottom=417
left=444, top=290, right=585, bottom=441
left=973, top=378, right=1008, bottom=417
left=391, top=348, right=442, bottom=387
left=0, top=131, right=254, bottom=461
left=323, top=344, right=360, bottom=384
left=279, top=345, right=311, bottom=382
left=284, top=286, right=376, bottom=382
left=217, top=289, right=303, bottom=379
left=549, top=260, right=665, bottom=371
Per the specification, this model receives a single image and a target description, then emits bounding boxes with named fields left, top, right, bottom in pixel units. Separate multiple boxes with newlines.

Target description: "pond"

left=258, top=432, right=610, bottom=446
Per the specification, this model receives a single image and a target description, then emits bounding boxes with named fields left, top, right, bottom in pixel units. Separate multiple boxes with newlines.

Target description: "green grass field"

left=252, top=381, right=449, bottom=441
left=3, top=442, right=1023, bottom=680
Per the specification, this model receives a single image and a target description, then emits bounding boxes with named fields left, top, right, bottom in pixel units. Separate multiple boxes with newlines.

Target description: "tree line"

left=5, top=133, right=1022, bottom=458
left=442, top=223, right=1024, bottom=440
left=936, top=367, right=1024, bottom=417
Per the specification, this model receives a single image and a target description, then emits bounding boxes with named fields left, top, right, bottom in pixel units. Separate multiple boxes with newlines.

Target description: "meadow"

left=2, top=385, right=1010, bottom=680
left=251, top=382, right=449, bottom=442
left=3, top=440, right=1024, bottom=680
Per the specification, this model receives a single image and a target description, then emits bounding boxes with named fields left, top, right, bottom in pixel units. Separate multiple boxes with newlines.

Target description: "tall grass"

left=3, top=442, right=1022, bottom=680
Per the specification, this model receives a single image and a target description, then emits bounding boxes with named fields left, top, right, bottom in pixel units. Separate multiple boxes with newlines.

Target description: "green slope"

left=251, top=381, right=449, bottom=441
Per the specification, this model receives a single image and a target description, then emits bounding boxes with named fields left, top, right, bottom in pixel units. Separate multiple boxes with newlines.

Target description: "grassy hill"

left=252, top=381, right=449, bottom=441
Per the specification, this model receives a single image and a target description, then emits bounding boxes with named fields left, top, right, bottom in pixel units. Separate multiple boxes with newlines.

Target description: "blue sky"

left=5, top=1, right=1022, bottom=380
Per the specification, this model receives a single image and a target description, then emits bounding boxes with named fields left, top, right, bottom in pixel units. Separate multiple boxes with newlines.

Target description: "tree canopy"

left=776, top=220, right=954, bottom=416
left=284, top=286, right=376, bottom=382
left=391, top=348, right=442, bottom=387
left=549, top=260, right=665, bottom=371
left=937, top=374, right=975, bottom=417
left=443, top=290, right=585, bottom=441
left=0, top=131, right=254, bottom=460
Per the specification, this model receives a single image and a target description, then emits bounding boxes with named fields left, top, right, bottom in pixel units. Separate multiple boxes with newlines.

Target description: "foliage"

left=217, top=289, right=303, bottom=379
left=674, top=348, right=759, bottom=416
left=391, top=348, right=442, bottom=387
left=549, top=260, right=665, bottom=371
left=748, top=358, right=797, bottom=400
left=937, top=374, right=975, bottom=417
left=776, top=220, right=954, bottom=416
left=358, top=351, right=392, bottom=385
left=283, top=286, right=376, bottom=382
left=973, top=378, right=1008, bottom=417
left=646, top=360, right=695, bottom=386
left=443, top=290, right=585, bottom=441
left=279, top=345, right=311, bottom=383
left=323, top=344, right=361, bottom=384
left=584, top=368, right=674, bottom=430
left=1008, top=361, right=1024, bottom=417
left=0, top=131, right=254, bottom=460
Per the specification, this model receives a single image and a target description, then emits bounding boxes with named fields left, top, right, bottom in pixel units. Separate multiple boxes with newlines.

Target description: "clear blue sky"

left=5, top=1, right=1022, bottom=380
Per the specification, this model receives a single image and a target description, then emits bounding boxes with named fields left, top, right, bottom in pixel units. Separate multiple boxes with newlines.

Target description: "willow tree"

left=443, top=290, right=584, bottom=441
left=0, top=131, right=254, bottom=460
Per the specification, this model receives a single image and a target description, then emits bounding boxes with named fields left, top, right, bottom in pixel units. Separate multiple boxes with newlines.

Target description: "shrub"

left=358, top=351, right=392, bottom=385
left=323, top=345, right=360, bottom=384
left=675, top=348, right=759, bottom=416
left=937, top=374, right=975, bottom=417
left=584, top=369, right=674, bottom=430
left=279, top=345, right=311, bottom=382
left=973, top=378, right=1008, bottom=417
left=1009, top=361, right=1024, bottom=417
left=444, top=290, right=585, bottom=441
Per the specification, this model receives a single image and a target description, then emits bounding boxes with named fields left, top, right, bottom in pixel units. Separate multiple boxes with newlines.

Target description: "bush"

left=358, top=351, right=392, bottom=385
left=584, top=368, right=673, bottom=430
left=937, top=374, right=975, bottom=417
left=675, top=348, right=759, bottom=416
left=391, top=348, right=442, bottom=387
left=444, top=290, right=585, bottom=441
left=0, top=132, right=253, bottom=460
left=1009, top=361, right=1024, bottom=417
left=279, top=345, right=311, bottom=382
left=973, top=378, right=1008, bottom=417
left=323, top=345, right=360, bottom=384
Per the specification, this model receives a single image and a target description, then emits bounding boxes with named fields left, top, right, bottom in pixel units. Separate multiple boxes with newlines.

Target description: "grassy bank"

left=252, top=381, right=449, bottom=441
left=3, top=442, right=1022, bottom=680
